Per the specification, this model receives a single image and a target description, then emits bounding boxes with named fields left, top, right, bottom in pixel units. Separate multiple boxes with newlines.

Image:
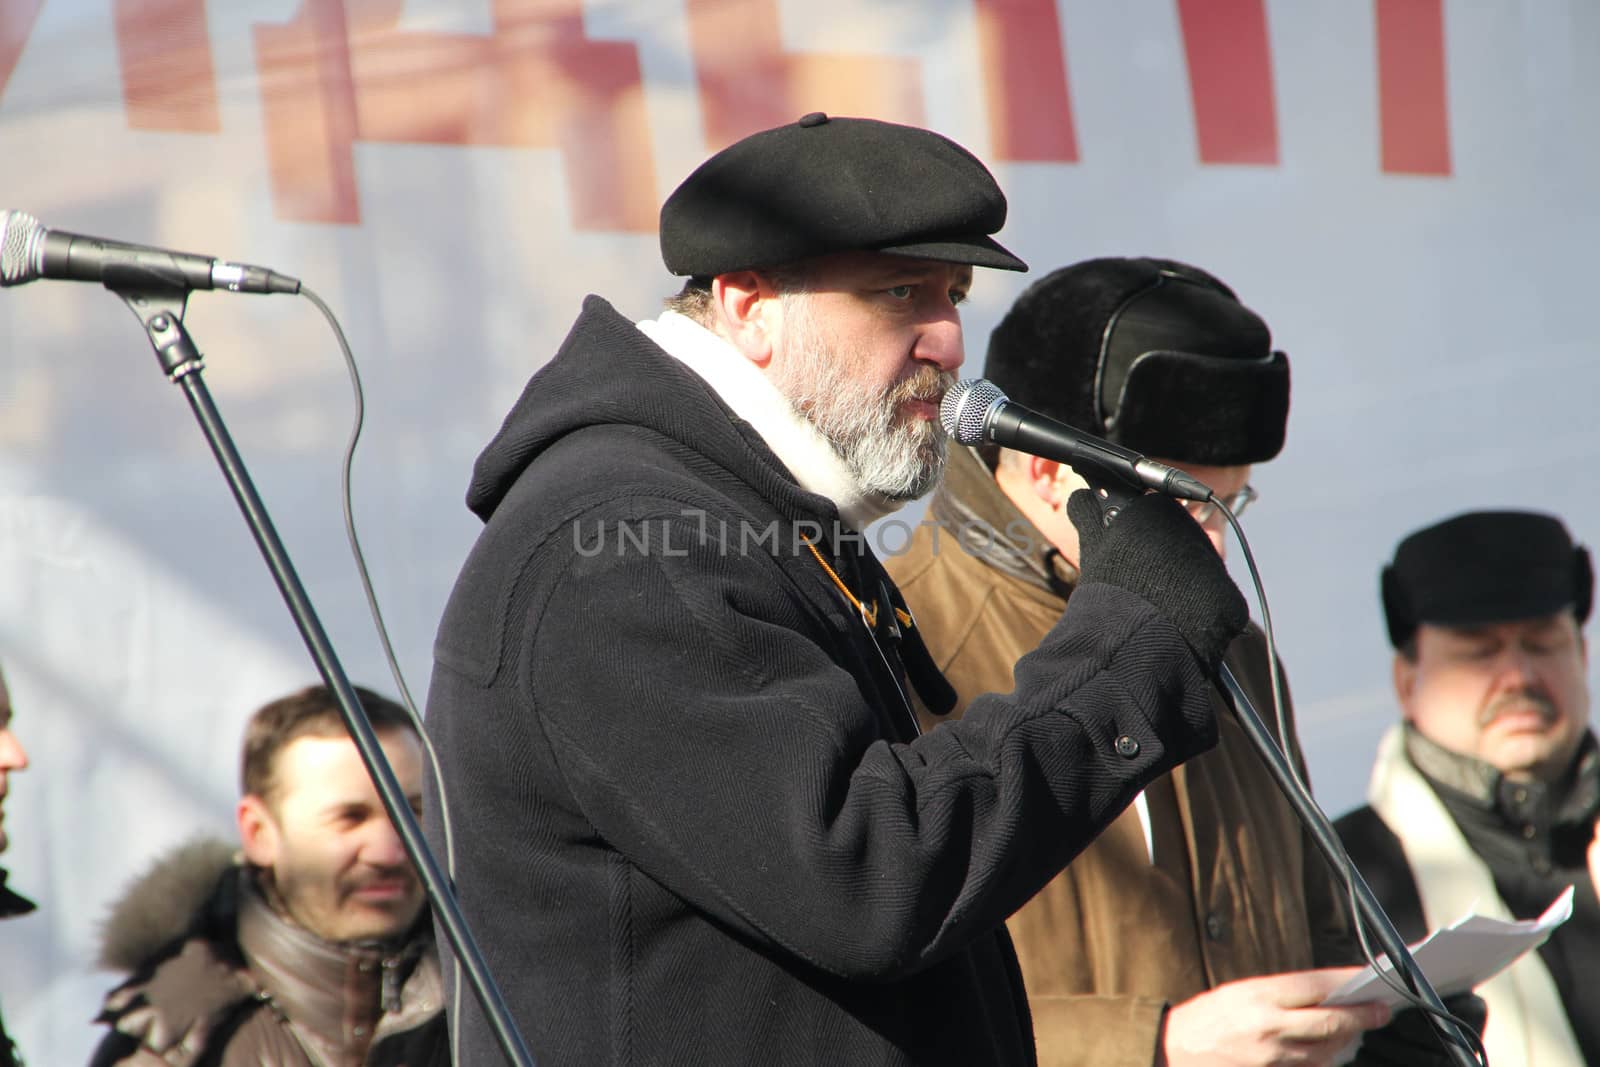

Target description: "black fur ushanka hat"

left=983, top=257, right=1290, bottom=465
left=1381, top=510, right=1594, bottom=649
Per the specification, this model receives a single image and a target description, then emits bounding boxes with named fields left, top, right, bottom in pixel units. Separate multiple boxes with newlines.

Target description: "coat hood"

left=98, top=836, right=237, bottom=973
left=466, top=295, right=835, bottom=527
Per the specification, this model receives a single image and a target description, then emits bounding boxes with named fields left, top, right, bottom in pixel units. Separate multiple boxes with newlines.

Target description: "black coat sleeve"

left=521, top=502, right=1218, bottom=979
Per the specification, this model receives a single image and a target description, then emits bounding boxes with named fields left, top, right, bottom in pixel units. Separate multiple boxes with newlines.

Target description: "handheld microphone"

left=939, top=378, right=1214, bottom=503
left=0, top=209, right=300, bottom=295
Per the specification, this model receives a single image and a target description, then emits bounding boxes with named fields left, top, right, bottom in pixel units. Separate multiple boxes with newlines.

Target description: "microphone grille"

left=0, top=210, right=44, bottom=286
left=940, top=378, right=1007, bottom=445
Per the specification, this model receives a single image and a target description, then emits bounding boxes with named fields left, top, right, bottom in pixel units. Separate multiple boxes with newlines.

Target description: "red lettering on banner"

left=114, top=0, right=221, bottom=131
left=1376, top=0, right=1450, bottom=175
left=253, top=0, right=656, bottom=229
left=971, top=0, right=1077, bottom=161
left=254, top=1, right=359, bottom=224
left=8, top=0, right=1458, bottom=224
left=0, top=0, right=45, bottom=102
left=1175, top=0, right=1279, bottom=164
left=684, top=0, right=923, bottom=150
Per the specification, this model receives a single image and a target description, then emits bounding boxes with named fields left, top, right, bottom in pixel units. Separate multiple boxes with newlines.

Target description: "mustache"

left=346, top=865, right=419, bottom=889
left=1477, top=690, right=1559, bottom=728
left=886, top=366, right=956, bottom=407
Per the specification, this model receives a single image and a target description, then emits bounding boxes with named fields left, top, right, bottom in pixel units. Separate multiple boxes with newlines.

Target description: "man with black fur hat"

left=425, top=117, right=1255, bottom=1066
left=887, top=257, right=1457, bottom=1067
left=1337, top=510, right=1600, bottom=1066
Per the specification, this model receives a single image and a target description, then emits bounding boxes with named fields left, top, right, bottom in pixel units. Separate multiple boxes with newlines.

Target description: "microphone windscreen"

left=940, top=378, right=1007, bottom=444
left=0, top=209, right=44, bottom=286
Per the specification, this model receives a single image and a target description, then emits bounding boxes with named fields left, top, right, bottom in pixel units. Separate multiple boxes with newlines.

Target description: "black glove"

left=1350, top=994, right=1488, bottom=1067
left=1067, top=489, right=1248, bottom=666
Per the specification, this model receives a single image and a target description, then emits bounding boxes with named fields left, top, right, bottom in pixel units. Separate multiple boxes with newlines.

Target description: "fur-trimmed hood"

left=97, top=836, right=237, bottom=973
left=92, top=841, right=448, bottom=1067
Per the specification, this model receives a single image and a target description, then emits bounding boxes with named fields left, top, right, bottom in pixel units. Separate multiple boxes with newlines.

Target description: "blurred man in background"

left=89, top=684, right=446, bottom=1066
left=0, top=662, right=34, bottom=1067
left=1339, top=510, right=1600, bottom=1066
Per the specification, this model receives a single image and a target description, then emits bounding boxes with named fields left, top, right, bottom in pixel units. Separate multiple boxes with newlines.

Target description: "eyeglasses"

left=1184, top=485, right=1257, bottom=524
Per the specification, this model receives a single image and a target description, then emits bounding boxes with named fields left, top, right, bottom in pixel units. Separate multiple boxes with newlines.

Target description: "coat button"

left=1204, top=913, right=1227, bottom=941
left=1114, top=734, right=1140, bottom=758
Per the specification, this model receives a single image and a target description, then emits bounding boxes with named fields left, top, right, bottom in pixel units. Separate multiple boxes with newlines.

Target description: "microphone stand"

left=1214, top=663, right=1478, bottom=1065
left=114, top=285, right=537, bottom=1067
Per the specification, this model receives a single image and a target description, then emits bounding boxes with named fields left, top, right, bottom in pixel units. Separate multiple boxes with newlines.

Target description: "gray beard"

left=773, top=294, right=949, bottom=502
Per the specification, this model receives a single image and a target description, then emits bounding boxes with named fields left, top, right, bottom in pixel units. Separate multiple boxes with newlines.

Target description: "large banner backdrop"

left=3, top=1, right=1597, bottom=1060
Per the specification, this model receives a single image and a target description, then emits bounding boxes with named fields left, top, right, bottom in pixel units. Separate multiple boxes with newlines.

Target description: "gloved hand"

left=1067, top=489, right=1248, bottom=666
left=1349, top=993, right=1488, bottom=1067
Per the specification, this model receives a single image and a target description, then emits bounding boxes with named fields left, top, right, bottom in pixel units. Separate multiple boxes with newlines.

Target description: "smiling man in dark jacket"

left=89, top=686, right=445, bottom=1067
left=424, top=113, right=1254, bottom=1066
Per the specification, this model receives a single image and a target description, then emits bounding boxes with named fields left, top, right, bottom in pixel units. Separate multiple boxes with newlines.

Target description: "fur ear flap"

left=1381, top=565, right=1415, bottom=650
left=984, top=258, right=1160, bottom=435
left=1109, top=349, right=1289, bottom=464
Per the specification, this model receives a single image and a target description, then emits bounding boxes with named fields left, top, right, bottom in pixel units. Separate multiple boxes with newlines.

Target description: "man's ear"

left=711, top=272, right=778, bottom=367
left=1027, top=457, right=1065, bottom=506
left=1030, top=457, right=1087, bottom=508
left=237, top=794, right=279, bottom=868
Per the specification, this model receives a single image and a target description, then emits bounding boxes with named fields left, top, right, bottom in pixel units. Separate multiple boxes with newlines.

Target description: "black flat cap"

left=1381, top=510, right=1594, bottom=648
left=984, top=257, right=1289, bottom=465
left=660, top=113, right=1026, bottom=277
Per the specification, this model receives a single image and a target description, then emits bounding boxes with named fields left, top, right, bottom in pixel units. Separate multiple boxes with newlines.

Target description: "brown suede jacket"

left=886, top=447, right=1354, bottom=1067
left=89, top=839, right=447, bottom=1067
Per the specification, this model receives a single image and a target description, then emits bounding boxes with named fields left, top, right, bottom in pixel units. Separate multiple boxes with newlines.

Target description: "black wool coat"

left=424, top=296, right=1219, bottom=1066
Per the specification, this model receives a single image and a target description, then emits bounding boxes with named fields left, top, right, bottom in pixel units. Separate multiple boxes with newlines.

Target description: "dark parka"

left=0, top=870, right=34, bottom=1067
left=1337, top=727, right=1600, bottom=1065
left=89, top=839, right=446, bottom=1067
left=424, top=297, right=1222, bottom=1066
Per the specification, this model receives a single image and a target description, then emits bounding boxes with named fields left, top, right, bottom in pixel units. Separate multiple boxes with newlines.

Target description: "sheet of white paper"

left=1323, top=885, right=1575, bottom=1008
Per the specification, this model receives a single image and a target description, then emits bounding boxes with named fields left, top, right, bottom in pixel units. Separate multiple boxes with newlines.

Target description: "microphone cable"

left=298, top=286, right=469, bottom=1065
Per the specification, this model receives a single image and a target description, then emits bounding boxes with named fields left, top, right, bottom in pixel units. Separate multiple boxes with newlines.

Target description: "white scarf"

left=1366, top=725, right=1583, bottom=1067
left=636, top=310, right=901, bottom=530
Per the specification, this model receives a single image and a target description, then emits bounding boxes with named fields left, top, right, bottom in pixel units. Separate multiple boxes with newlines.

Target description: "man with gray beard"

left=768, top=279, right=955, bottom=502
left=1337, top=510, right=1600, bottom=1066
left=424, top=113, right=1252, bottom=1066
